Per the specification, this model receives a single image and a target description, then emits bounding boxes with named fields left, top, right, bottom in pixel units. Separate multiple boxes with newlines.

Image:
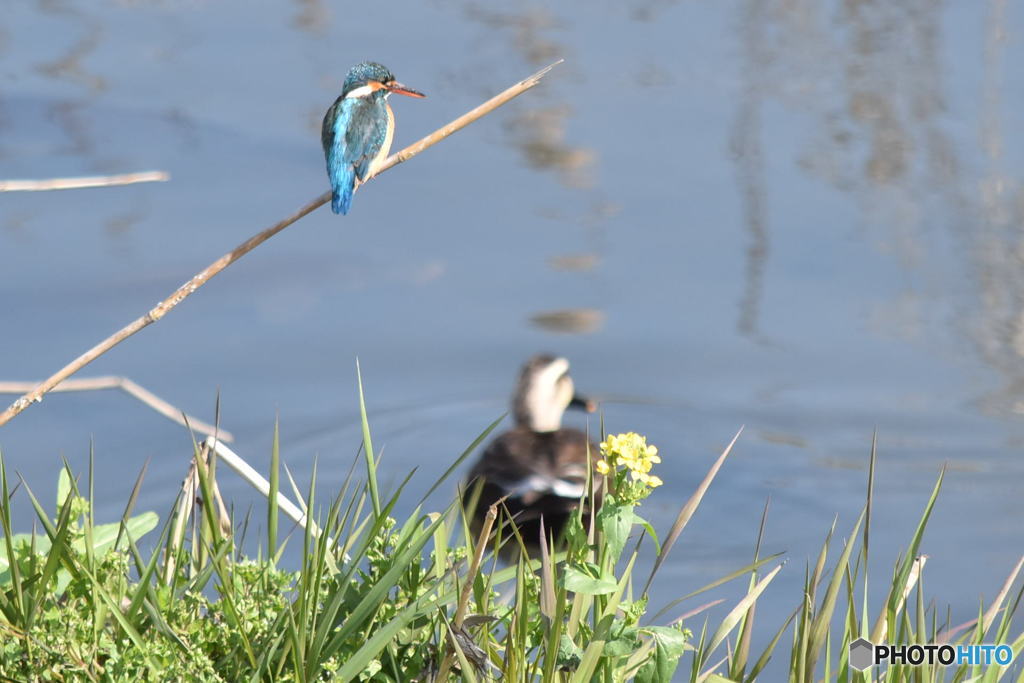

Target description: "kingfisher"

left=321, top=62, right=425, bottom=215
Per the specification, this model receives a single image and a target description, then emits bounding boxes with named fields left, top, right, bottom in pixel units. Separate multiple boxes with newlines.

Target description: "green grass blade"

left=806, top=510, right=865, bottom=679
left=419, top=413, right=506, bottom=505
left=268, top=416, right=280, bottom=562
left=355, top=358, right=381, bottom=517
left=700, top=562, right=784, bottom=670
left=644, top=427, right=742, bottom=595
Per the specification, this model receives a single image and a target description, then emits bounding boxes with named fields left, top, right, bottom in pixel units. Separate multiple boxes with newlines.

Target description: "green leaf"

left=334, top=595, right=434, bottom=680
left=632, top=512, right=660, bottom=554
left=0, top=533, right=49, bottom=588
left=355, top=359, right=381, bottom=517
left=635, top=626, right=688, bottom=683
left=56, top=469, right=72, bottom=510
left=557, top=633, right=584, bottom=671
left=564, top=508, right=587, bottom=551
left=603, top=624, right=640, bottom=657
left=563, top=563, right=618, bottom=596
left=598, top=500, right=634, bottom=564
left=72, top=513, right=159, bottom=556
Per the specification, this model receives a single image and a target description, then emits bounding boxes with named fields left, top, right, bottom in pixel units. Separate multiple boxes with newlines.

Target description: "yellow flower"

left=599, top=433, right=662, bottom=490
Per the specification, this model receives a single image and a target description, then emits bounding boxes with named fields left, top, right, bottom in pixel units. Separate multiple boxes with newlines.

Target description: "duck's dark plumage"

left=463, top=355, right=600, bottom=554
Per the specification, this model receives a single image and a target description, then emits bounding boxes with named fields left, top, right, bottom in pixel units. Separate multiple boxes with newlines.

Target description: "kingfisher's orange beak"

left=386, top=81, right=426, bottom=98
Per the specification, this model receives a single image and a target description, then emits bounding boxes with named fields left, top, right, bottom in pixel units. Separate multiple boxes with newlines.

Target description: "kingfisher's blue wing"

left=321, top=97, right=388, bottom=215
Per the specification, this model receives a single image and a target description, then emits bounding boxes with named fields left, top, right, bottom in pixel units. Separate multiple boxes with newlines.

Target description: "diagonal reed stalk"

left=434, top=500, right=499, bottom=682
left=0, top=60, right=563, bottom=428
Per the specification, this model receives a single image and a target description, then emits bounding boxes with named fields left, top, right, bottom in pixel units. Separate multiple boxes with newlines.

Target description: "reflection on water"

left=528, top=308, right=605, bottom=335
left=733, top=0, right=1024, bottom=415
left=37, top=23, right=106, bottom=92
left=50, top=100, right=93, bottom=156
left=731, top=0, right=770, bottom=342
left=463, top=4, right=563, bottom=65
left=971, top=0, right=1024, bottom=416
left=628, top=0, right=681, bottom=23
left=0, top=102, right=8, bottom=161
left=162, top=108, right=202, bottom=150
left=462, top=2, right=607, bottom=334
left=547, top=252, right=600, bottom=272
left=503, top=105, right=595, bottom=189
left=728, top=0, right=950, bottom=339
left=461, top=4, right=597, bottom=191
left=2, top=213, right=31, bottom=239
left=634, top=62, right=673, bottom=89
left=292, top=0, right=328, bottom=35
left=739, top=0, right=954, bottom=237
left=105, top=210, right=144, bottom=239
left=758, top=430, right=808, bottom=448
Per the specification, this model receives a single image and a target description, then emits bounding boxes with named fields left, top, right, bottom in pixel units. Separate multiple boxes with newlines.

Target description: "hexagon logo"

left=849, top=637, right=875, bottom=671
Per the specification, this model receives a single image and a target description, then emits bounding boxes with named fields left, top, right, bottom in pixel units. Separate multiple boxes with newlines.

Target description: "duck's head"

left=341, top=62, right=426, bottom=100
left=512, top=354, right=595, bottom=433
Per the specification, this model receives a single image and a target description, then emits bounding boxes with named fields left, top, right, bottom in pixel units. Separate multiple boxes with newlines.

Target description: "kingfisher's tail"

left=328, top=165, right=356, bottom=215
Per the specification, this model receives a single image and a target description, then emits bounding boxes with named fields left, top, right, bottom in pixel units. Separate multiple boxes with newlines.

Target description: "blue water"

left=2, top=0, right=1023, bottom=677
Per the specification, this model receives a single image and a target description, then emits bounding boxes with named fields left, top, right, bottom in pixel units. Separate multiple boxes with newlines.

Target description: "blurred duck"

left=464, top=355, right=600, bottom=552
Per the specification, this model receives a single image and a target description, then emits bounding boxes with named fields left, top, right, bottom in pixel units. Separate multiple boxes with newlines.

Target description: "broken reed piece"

left=0, top=170, right=169, bottom=192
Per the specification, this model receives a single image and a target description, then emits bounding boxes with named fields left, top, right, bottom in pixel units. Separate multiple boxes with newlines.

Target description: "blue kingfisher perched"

left=321, top=62, right=425, bottom=215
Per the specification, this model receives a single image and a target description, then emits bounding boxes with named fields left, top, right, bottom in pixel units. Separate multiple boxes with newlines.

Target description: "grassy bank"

left=1, top=385, right=1022, bottom=681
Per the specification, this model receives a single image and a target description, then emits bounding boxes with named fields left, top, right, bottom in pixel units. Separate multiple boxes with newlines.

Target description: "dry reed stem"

left=0, top=61, right=561, bottom=428
left=435, top=500, right=499, bottom=682
left=0, top=376, right=231, bottom=440
left=0, top=171, right=169, bottom=192
left=197, top=442, right=233, bottom=537
left=456, top=501, right=499, bottom=627
left=670, top=599, right=727, bottom=625
left=979, top=554, right=1024, bottom=633
left=204, top=436, right=321, bottom=537
left=163, top=442, right=231, bottom=581
left=164, top=460, right=197, bottom=582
